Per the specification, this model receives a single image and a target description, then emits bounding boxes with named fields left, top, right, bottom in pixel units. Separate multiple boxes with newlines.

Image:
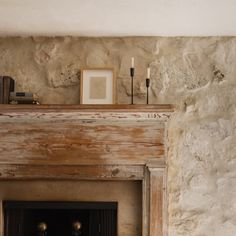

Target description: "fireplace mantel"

left=0, top=104, right=174, bottom=236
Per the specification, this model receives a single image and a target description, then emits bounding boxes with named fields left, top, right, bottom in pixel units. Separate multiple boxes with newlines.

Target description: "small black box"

left=0, top=76, right=15, bottom=104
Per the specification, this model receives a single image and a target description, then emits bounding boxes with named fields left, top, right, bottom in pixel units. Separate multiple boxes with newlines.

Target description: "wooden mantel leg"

left=143, top=166, right=167, bottom=236
left=142, top=166, right=150, bottom=236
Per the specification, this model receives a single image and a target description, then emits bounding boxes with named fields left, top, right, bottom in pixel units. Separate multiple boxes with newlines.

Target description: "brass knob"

left=72, top=221, right=82, bottom=231
left=37, top=222, right=47, bottom=232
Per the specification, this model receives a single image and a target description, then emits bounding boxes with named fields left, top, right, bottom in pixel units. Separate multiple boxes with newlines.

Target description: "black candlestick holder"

left=130, top=68, right=135, bottom=104
left=146, top=78, right=150, bottom=105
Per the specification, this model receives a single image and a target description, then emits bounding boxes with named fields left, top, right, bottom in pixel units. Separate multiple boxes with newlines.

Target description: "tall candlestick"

left=146, top=78, right=150, bottom=105
left=130, top=58, right=135, bottom=104
left=131, top=57, right=134, bottom=68
left=147, top=67, right=150, bottom=79
left=130, top=66, right=135, bottom=104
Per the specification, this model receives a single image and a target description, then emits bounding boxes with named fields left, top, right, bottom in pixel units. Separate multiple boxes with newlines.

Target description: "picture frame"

left=80, top=68, right=116, bottom=104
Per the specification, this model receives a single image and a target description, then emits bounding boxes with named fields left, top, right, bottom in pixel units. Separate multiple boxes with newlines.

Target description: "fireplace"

left=0, top=180, right=142, bottom=236
left=4, top=201, right=117, bottom=236
left=0, top=104, right=174, bottom=236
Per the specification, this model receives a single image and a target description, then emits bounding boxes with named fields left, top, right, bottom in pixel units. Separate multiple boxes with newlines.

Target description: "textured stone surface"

left=0, top=36, right=236, bottom=236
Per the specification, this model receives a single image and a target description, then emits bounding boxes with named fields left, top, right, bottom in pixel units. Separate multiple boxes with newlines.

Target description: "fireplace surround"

left=0, top=104, right=174, bottom=236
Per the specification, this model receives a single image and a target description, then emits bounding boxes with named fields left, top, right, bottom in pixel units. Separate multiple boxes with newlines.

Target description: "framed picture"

left=80, top=68, right=116, bottom=104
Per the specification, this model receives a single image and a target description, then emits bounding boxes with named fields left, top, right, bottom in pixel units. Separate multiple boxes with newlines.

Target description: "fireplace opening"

left=3, top=201, right=117, bottom=236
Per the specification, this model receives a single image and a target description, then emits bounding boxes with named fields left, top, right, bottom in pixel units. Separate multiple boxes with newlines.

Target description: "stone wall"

left=0, top=37, right=236, bottom=236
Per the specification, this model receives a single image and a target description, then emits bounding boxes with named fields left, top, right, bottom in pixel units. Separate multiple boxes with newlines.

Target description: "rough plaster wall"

left=0, top=37, right=236, bottom=235
left=0, top=181, right=142, bottom=236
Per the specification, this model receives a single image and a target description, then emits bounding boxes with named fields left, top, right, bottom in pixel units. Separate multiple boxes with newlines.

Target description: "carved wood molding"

left=0, top=164, right=144, bottom=180
left=0, top=104, right=174, bottom=122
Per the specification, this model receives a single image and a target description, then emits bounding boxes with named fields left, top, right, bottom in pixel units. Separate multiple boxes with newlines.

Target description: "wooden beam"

left=148, top=167, right=166, bottom=236
left=0, top=164, right=144, bottom=180
left=0, top=116, right=165, bottom=165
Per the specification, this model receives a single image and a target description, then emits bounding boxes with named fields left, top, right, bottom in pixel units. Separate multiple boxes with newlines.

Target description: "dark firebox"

left=3, top=201, right=117, bottom=236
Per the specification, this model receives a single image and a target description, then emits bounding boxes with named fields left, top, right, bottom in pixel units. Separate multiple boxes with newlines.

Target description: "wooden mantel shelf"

left=0, top=104, right=174, bottom=112
left=0, top=104, right=174, bottom=123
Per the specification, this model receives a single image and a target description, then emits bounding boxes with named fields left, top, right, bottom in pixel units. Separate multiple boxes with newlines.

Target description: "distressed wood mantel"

left=0, top=104, right=174, bottom=236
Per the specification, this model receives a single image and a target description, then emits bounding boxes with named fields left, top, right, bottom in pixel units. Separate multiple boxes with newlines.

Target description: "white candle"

left=147, top=67, right=151, bottom=79
left=131, top=57, right=134, bottom=68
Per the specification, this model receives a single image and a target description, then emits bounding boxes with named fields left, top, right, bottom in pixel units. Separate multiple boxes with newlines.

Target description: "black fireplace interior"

left=3, top=201, right=117, bottom=236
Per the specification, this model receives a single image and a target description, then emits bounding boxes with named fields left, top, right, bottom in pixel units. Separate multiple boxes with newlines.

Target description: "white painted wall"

left=0, top=0, right=235, bottom=36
